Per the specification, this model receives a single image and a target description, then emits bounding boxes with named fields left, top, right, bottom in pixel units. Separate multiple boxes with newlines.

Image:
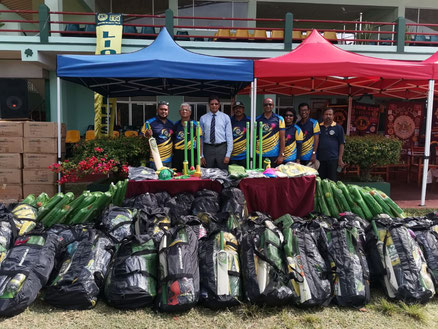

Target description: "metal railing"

left=1, top=5, right=438, bottom=52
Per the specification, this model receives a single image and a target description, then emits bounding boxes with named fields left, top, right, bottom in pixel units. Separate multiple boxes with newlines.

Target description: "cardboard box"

left=0, top=184, right=23, bottom=200
left=23, top=169, right=57, bottom=184
left=23, top=153, right=57, bottom=169
left=0, top=169, right=22, bottom=184
left=23, top=138, right=66, bottom=154
left=24, top=122, right=66, bottom=138
left=23, top=184, right=57, bottom=198
left=0, top=137, right=23, bottom=153
left=0, top=153, right=22, bottom=169
left=0, top=121, right=23, bottom=137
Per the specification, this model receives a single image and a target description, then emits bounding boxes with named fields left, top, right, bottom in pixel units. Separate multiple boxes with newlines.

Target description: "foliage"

left=50, top=136, right=149, bottom=184
left=356, top=23, right=378, bottom=44
left=343, top=135, right=402, bottom=180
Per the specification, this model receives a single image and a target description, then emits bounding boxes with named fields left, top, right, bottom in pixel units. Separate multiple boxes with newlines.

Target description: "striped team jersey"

left=297, top=118, right=320, bottom=161
left=284, top=124, right=304, bottom=162
left=256, top=113, right=285, bottom=157
left=173, top=120, right=201, bottom=150
left=231, top=115, right=250, bottom=160
left=141, top=117, right=174, bottom=164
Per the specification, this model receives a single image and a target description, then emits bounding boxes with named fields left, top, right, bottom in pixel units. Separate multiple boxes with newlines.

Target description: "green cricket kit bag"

left=157, top=225, right=199, bottom=312
left=240, top=212, right=295, bottom=305
left=44, top=229, right=115, bottom=309
left=0, top=231, right=60, bottom=317
left=274, top=214, right=331, bottom=307
left=366, top=216, right=435, bottom=303
left=406, top=218, right=438, bottom=286
left=100, top=206, right=137, bottom=243
left=104, top=234, right=158, bottom=309
left=319, top=214, right=370, bottom=307
left=199, top=213, right=242, bottom=309
left=0, top=204, right=17, bottom=266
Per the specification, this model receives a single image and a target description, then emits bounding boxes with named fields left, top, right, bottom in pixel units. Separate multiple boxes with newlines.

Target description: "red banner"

left=350, top=102, right=380, bottom=135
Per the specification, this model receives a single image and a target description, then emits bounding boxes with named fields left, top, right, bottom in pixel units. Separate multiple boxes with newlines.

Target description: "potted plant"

left=50, top=136, right=149, bottom=186
left=343, top=135, right=402, bottom=195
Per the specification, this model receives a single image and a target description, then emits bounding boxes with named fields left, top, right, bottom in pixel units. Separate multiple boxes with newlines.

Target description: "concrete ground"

left=383, top=180, right=438, bottom=209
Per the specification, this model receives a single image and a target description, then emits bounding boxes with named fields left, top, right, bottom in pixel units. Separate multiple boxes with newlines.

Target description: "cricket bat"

left=146, top=122, right=163, bottom=170
left=217, top=231, right=229, bottom=296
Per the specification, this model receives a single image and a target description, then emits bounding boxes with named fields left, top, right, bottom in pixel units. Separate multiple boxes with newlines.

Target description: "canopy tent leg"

left=420, top=79, right=435, bottom=206
left=250, top=78, right=257, bottom=168
left=57, top=77, right=62, bottom=193
left=346, top=95, right=352, bottom=136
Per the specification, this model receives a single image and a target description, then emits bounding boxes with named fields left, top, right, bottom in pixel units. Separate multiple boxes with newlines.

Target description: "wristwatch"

left=312, top=151, right=316, bottom=154
left=281, top=152, right=285, bottom=156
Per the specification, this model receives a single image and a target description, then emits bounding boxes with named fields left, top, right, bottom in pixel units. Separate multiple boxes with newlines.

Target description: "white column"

left=346, top=95, right=352, bottom=136
left=420, top=79, right=435, bottom=206
left=45, top=0, right=63, bottom=37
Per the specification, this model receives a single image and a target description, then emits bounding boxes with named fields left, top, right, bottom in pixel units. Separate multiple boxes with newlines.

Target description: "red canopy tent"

left=252, top=30, right=435, bottom=99
left=248, top=30, right=437, bottom=205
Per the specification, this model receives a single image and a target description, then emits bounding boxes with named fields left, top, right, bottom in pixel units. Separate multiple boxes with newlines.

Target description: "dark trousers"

left=229, top=159, right=247, bottom=167
left=318, top=159, right=338, bottom=181
left=204, top=143, right=228, bottom=170
left=173, top=149, right=196, bottom=173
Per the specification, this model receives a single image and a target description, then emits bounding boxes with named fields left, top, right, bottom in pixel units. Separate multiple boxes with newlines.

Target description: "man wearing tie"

left=200, top=96, right=233, bottom=169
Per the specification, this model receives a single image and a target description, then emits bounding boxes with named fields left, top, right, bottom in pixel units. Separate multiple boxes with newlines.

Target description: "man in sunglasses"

left=200, top=95, right=233, bottom=169
left=256, top=98, right=285, bottom=167
left=230, top=101, right=250, bottom=167
left=283, top=109, right=303, bottom=164
left=141, top=100, right=174, bottom=169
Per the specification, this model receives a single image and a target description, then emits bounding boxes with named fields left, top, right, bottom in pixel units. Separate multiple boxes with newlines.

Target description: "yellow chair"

left=271, top=30, right=284, bottom=41
left=216, top=28, right=231, bottom=41
left=112, top=131, right=120, bottom=138
left=232, top=29, right=249, bottom=41
left=251, top=29, right=267, bottom=41
left=65, top=130, right=80, bottom=144
left=124, top=130, right=138, bottom=137
left=323, top=31, right=338, bottom=43
left=292, top=30, right=303, bottom=41
left=85, top=130, right=95, bottom=141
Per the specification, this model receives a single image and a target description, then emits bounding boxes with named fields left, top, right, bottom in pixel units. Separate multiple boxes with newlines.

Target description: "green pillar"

left=284, top=12, right=293, bottom=51
left=165, top=9, right=174, bottom=37
left=39, top=4, right=51, bottom=44
left=395, top=16, right=406, bottom=53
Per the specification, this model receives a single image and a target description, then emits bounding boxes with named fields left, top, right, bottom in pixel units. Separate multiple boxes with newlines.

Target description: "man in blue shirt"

left=200, top=96, right=233, bottom=169
left=297, top=103, right=320, bottom=166
left=230, top=101, right=250, bottom=167
left=141, top=100, right=174, bottom=169
left=318, top=108, right=345, bottom=181
left=283, top=109, right=303, bottom=163
left=256, top=98, right=285, bottom=167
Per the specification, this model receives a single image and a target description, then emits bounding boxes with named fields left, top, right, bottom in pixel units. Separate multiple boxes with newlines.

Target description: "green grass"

left=1, top=289, right=437, bottom=329
left=403, top=208, right=436, bottom=217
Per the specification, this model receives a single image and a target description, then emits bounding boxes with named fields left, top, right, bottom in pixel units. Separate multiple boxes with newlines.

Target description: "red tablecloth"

left=127, top=177, right=222, bottom=197
left=238, top=176, right=316, bottom=218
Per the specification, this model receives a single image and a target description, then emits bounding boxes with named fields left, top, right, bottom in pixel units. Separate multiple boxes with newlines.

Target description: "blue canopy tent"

left=57, top=28, right=253, bottom=97
left=55, top=28, right=255, bottom=190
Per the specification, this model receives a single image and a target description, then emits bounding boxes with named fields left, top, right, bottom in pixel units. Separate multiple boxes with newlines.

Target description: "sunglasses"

left=264, top=103, right=274, bottom=106
left=158, top=101, right=169, bottom=106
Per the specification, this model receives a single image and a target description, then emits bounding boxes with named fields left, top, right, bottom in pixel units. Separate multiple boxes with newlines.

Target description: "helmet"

left=158, top=168, right=173, bottom=180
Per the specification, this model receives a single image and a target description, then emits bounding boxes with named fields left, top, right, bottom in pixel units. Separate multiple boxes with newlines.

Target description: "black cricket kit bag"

left=0, top=204, right=17, bottom=266
left=367, top=215, right=435, bottom=303
left=240, top=212, right=295, bottom=305
left=104, top=234, right=158, bottom=309
left=0, top=231, right=61, bottom=317
left=157, top=225, right=199, bottom=312
left=220, top=187, right=248, bottom=218
left=192, top=189, right=220, bottom=216
left=44, top=229, right=114, bottom=309
left=100, top=206, right=137, bottom=243
left=10, top=202, right=39, bottom=236
left=319, top=214, right=370, bottom=307
left=199, top=213, right=242, bottom=309
left=274, top=215, right=331, bottom=307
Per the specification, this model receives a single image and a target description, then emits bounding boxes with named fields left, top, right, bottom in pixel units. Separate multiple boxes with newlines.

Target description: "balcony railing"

left=1, top=5, right=438, bottom=52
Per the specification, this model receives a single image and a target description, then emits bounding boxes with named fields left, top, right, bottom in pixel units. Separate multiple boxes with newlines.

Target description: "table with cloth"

left=126, top=175, right=316, bottom=218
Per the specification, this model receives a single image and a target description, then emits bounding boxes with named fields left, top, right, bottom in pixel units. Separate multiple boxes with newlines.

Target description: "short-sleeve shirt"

left=297, top=118, right=321, bottom=161
left=141, top=117, right=174, bottom=164
left=231, top=115, right=250, bottom=160
left=173, top=120, right=201, bottom=151
left=284, top=124, right=304, bottom=162
left=317, top=122, right=345, bottom=161
left=256, top=113, right=285, bottom=157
